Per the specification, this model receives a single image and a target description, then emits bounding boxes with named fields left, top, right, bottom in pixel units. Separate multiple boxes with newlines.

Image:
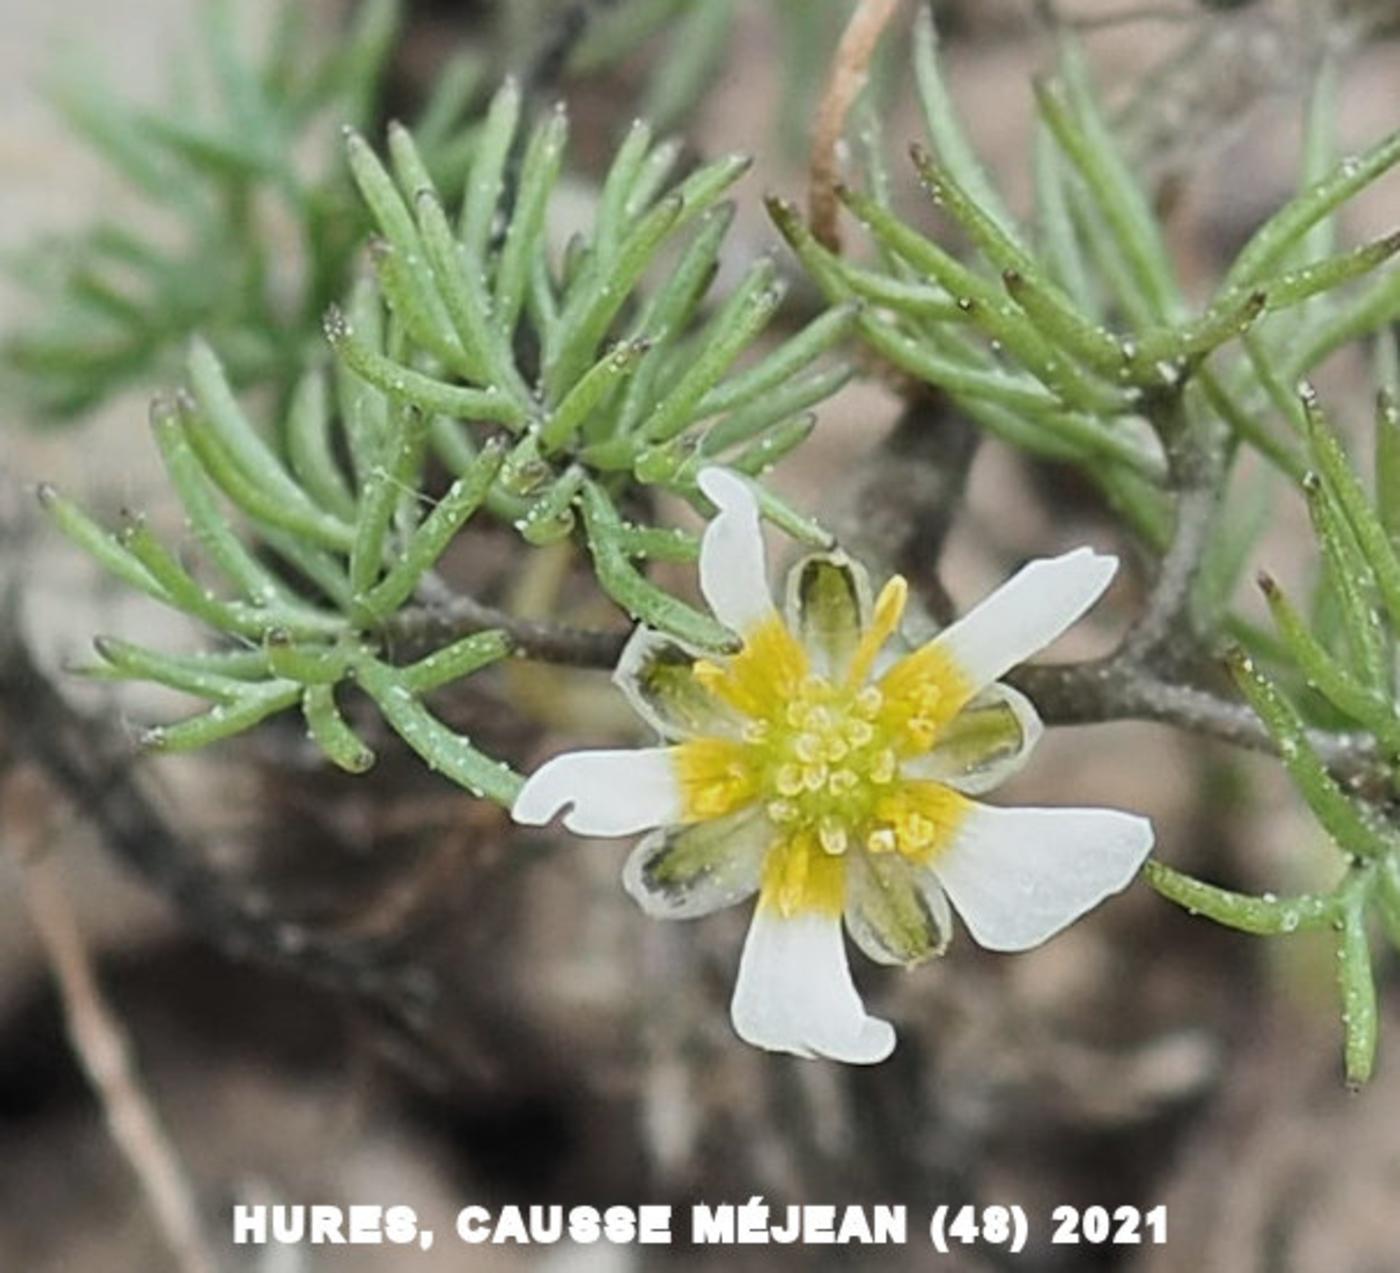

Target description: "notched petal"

left=783, top=552, right=870, bottom=677
left=614, top=627, right=740, bottom=740
left=623, top=804, right=770, bottom=919
left=731, top=906, right=897, bottom=1063
left=905, top=683, right=1043, bottom=795
left=512, top=747, right=681, bottom=836
left=845, top=850, right=953, bottom=966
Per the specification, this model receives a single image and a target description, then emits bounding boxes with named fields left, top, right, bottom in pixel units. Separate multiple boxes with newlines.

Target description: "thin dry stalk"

left=13, top=846, right=220, bottom=1273
left=808, top=0, right=904, bottom=250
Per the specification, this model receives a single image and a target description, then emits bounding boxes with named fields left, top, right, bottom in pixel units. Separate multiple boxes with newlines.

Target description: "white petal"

left=512, top=747, right=681, bottom=836
left=902, top=683, right=1044, bottom=796
left=623, top=804, right=770, bottom=919
left=930, top=803, right=1154, bottom=952
left=933, top=548, right=1117, bottom=692
left=730, top=906, right=896, bottom=1063
left=697, top=466, right=773, bottom=637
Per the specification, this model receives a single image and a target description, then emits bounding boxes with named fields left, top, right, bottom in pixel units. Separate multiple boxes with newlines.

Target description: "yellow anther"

left=818, top=817, right=849, bottom=856
left=867, top=827, right=897, bottom=854
left=742, top=719, right=771, bottom=744
left=829, top=768, right=857, bottom=795
left=683, top=594, right=973, bottom=877
left=775, top=764, right=804, bottom=797
left=767, top=799, right=799, bottom=824
left=845, top=719, right=874, bottom=747
left=903, top=814, right=935, bottom=849
left=916, top=685, right=944, bottom=714
left=855, top=685, right=884, bottom=717
left=906, top=717, right=937, bottom=748
left=846, top=576, right=908, bottom=687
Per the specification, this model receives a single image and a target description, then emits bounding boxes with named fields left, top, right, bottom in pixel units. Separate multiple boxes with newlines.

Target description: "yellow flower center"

left=674, top=577, right=976, bottom=916
left=750, top=675, right=895, bottom=855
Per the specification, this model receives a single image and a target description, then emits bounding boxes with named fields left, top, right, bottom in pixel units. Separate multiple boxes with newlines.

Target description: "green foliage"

left=3, top=0, right=481, bottom=421
left=762, top=9, right=1400, bottom=1084
left=771, top=10, right=1400, bottom=548
left=45, top=341, right=520, bottom=805
left=21, top=0, right=1400, bottom=1084
left=1151, top=381, right=1400, bottom=1088
left=37, top=67, right=852, bottom=799
left=333, top=80, right=846, bottom=639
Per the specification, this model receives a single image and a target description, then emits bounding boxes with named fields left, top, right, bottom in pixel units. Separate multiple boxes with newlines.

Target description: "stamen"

left=845, top=575, right=909, bottom=687
left=829, top=768, right=857, bottom=795
left=855, top=685, right=883, bottom=716
left=904, top=813, right=935, bottom=849
left=845, top=719, right=874, bottom=746
left=686, top=597, right=973, bottom=890
left=818, top=817, right=849, bottom=856
left=867, top=827, right=897, bottom=854
left=767, top=799, right=799, bottom=824
left=775, top=764, right=804, bottom=796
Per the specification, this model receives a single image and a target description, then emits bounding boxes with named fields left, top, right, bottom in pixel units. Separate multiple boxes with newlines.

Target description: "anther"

left=776, top=764, right=804, bottom=797
left=818, top=818, right=849, bottom=856
left=855, top=686, right=883, bottom=716
left=867, top=827, right=897, bottom=854
left=906, top=814, right=935, bottom=848
left=795, top=734, right=822, bottom=763
left=845, top=719, right=875, bottom=746
left=767, top=799, right=799, bottom=824
left=829, top=768, right=857, bottom=795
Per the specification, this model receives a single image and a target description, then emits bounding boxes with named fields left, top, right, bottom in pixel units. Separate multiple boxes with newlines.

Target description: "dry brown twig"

left=808, top=0, right=905, bottom=251
left=7, top=841, right=219, bottom=1273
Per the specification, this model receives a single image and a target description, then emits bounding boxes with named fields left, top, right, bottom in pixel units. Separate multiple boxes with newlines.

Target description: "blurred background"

left=1, top=1, right=1399, bottom=1270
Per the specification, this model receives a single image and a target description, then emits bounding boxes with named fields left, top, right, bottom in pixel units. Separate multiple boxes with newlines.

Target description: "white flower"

left=513, top=467, right=1154, bottom=1063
